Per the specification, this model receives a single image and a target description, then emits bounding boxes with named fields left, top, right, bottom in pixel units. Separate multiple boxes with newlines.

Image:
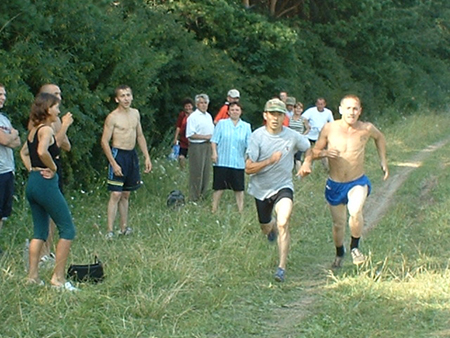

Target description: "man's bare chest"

left=328, top=130, right=369, bottom=154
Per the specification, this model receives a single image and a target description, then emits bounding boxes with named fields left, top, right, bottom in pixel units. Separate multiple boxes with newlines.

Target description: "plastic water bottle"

left=23, top=239, right=29, bottom=272
left=168, top=143, right=180, bottom=161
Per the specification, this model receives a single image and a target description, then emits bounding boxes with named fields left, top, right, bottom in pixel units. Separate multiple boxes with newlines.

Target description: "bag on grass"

left=67, top=256, right=104, bottom=283
left=166, top=190, right=185, bottom=208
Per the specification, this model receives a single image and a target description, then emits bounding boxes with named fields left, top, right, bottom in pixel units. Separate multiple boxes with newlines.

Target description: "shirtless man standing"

left=101, top=85, right=152, bottom=239
left=300, top=94, right=388, bottom=268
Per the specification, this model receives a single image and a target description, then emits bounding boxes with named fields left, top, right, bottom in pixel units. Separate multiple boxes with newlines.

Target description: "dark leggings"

left=26, top=171, right=75, bottom=240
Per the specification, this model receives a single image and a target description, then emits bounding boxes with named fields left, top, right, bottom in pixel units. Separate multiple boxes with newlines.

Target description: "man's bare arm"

left=0, top=128, right=20, bottom=148
left=300, top=126, right=334, bottom=177
left=189, top=133, right=212, bottom=141
left=52, top=116, right=71, bottom=152
left=101, top=115, right=123, bottom=176
left=245, top=151, right=282, bottom=175
left=136, top=118, right=152, bottom=173
left=370, top=124, right=389, bottom=180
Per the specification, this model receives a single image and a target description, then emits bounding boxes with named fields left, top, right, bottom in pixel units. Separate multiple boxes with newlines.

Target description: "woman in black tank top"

left=20, top=93, right=78, bottom=291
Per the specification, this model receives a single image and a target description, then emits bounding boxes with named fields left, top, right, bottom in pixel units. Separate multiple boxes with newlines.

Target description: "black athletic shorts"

left=254, top=188, right=293, bottom=224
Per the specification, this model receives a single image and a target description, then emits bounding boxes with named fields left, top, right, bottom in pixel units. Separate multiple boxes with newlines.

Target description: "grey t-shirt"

left=246, top=126, right=310, bottom=200
left=0, top=113, right=15, bottom=174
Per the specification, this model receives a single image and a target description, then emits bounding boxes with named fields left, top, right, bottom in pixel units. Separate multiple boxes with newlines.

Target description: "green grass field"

left=1, top=112, right=450, bottom=337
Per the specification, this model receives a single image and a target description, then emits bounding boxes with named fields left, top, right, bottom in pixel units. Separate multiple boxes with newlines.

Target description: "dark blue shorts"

left=325, top=175, right=371, bottom=206
left=254, top=188, right=293, bottom=224
left=0, top=171, right=14, bottom=219
left=107, top=148, right=142, bottom=192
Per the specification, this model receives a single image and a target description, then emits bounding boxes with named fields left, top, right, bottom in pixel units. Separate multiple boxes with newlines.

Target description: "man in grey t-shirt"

left=245, top=98, right=310, bottom=282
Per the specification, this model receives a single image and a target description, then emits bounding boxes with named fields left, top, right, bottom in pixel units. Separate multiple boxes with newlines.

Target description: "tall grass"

left=1, top=112, right=450, bottom=337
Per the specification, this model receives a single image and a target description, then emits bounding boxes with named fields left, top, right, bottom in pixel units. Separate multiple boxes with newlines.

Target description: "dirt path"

left=269, top=137, right=450, bottom=338
left=363, top=138, right=450, bottom=234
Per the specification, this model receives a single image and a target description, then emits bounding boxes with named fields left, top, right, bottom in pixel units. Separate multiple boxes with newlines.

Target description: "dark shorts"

left=179, top=147, right=188, bottom=157
left=325, top=175, right=371, bottom=206
left=294, top=150, right=303, bottom=161
left=0, top=171, right=14, bottom=219
left=213, top=166, right=245, bottom=191
left=254, top=188, right=293, bottom=224
left=107, top=148, right=142, bottom=192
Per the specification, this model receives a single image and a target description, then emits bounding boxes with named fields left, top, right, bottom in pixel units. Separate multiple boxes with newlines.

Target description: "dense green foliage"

left=1, top=0, right=449, bottom=187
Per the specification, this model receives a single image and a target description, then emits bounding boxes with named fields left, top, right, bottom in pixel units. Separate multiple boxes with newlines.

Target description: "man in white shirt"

left=186, top=93, right=215, bottom=201
left=303, top=97, right=334, bottom=143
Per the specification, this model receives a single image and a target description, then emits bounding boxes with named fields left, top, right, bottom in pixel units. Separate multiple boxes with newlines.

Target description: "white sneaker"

left=120, top=227, right=132, bottom=236
left=52, top=281, right=80, bottom=292
left=39, top=253, right=56, bottom=267
left=351, top=248, right=365, bottom=265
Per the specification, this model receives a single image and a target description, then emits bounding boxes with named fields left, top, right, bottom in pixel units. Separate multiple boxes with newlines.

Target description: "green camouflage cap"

left=286, top=97, right=296, bottom=106
left=264, top=98, right=286, bottom=114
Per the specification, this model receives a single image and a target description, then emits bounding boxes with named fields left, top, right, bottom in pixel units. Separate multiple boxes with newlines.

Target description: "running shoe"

left=120, top=227, right=132, bottom=236
left=274, top=267, right=285, bottom=282
left=332, top=247, right=346, bottom=269
left=267, top=228, right=277, bottom=242
left=105, top=231, right=115, bottom=240
left=351, top=248, right=365, bottom=265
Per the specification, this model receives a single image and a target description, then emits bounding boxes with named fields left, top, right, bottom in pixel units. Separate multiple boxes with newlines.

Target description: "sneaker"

left=332, top=247, right=346, bottom=269
left=39, top=254, right=56, bottom=267
left=351, top=248, right=365, bottom=265
left=332, top=255, right=345, bottom=269
left=105, top=231, right=115, bottom=240
left=119, top=227, right=132, bottom=236
left=274, top=267, right=285, bottom=282
left=52, top=281, right=80, bottom=292
left=267, top=228, right=277, bottom=242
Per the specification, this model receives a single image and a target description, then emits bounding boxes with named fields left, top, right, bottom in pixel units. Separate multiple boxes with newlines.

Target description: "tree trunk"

left=270, top=0, right=277, bottom=16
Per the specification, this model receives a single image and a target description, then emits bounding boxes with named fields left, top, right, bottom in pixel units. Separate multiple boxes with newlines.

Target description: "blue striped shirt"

left=211, top=118, right=251, bottom=169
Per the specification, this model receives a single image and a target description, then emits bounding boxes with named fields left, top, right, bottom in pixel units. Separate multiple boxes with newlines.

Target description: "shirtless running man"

left=300, top=94, right=388, bottom=268
left=101, top=85, right=152, bottom=239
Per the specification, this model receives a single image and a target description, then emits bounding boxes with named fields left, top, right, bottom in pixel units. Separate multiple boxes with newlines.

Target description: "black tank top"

left=28, top=125, right=60, bottom=168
